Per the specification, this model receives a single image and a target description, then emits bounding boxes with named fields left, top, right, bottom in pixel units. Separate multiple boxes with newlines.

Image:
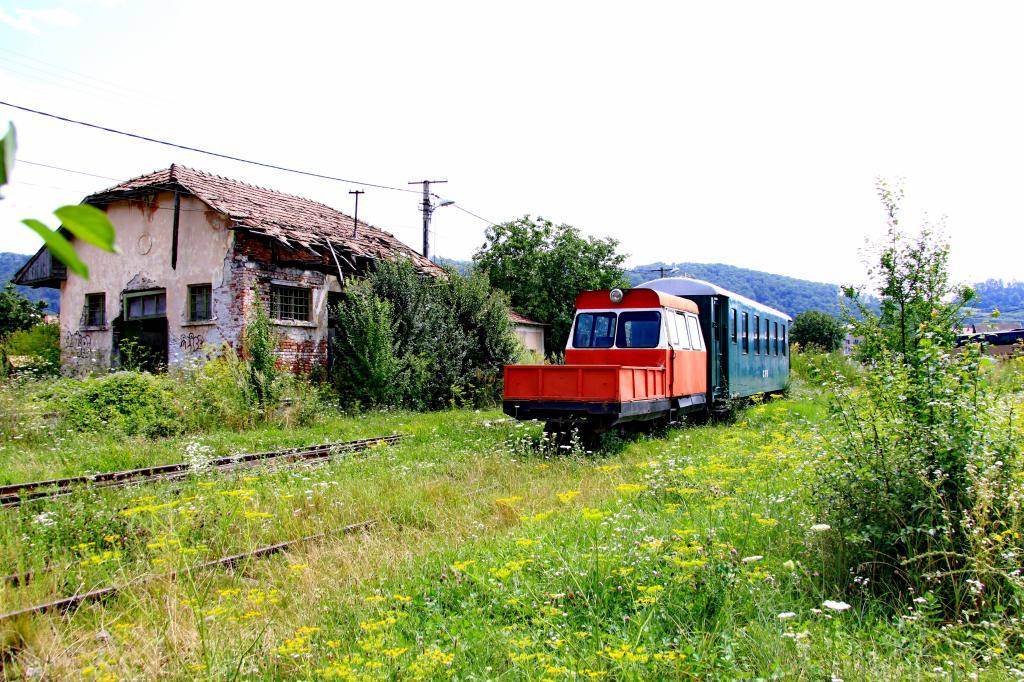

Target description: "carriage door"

left=710, top=297, right=723, bottom=399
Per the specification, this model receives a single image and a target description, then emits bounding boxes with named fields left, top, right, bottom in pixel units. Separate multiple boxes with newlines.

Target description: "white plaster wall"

left=514, top=324, right=545, bottom=355
left=59, top=193, right=234, bottom=372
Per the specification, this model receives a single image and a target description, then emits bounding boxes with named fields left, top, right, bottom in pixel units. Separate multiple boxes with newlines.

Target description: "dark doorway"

left=112, top=289, right=169, bottom=372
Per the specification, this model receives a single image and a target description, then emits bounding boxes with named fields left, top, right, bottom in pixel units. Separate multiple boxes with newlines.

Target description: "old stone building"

left=15, top=164, right=441, bottom=373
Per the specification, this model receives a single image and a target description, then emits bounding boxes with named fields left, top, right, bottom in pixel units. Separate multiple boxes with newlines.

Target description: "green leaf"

left=54, top=204, right=118, bottom=253
left=22, top=218, right=89, bottom=279
left=0, top=122, right=15, bottom=187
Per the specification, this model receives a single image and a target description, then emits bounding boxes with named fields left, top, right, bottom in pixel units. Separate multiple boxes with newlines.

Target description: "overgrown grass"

left=0, top=369, right=1020, bottom=679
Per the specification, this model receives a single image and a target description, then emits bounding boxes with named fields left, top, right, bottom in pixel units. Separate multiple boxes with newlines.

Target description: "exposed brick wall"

left=229, top=232, right=335, bottom=375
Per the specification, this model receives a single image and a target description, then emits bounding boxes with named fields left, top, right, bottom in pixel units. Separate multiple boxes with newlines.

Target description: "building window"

left=730, top=308, right=737, bottom=343
left=754, top=314, right=761, bottom=354
left=84, top=293, right=105, bottom=327
left=742, top=311, right=749, bottom=353
left=125, top=291, right=167, bottom=320
left=271, top=284, right=312, bottom=322
left=188, top=284, right=212, bottom=322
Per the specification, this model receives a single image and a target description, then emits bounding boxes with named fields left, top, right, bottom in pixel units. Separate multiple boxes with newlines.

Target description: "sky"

left=0, top=0, right=1021, bottom=288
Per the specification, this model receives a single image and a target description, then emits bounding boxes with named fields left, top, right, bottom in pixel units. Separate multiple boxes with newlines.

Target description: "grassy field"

left=0, top=375, right=1019, bottom=679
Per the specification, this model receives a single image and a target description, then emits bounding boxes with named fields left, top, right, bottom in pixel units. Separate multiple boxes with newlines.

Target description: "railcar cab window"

left=685, top=314, right=704, bottom=351
left=617, top=311, right=662, bottom=348
left=573, top=312, right=617, bottom=348
left=673, top=312, right=691, bottom=350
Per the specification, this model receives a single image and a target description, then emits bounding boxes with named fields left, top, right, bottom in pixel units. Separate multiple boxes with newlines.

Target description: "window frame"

left=188, top=284, right=213, bottom=323
left=674, top=311, right=692, bottom=350
left=685, top=314, right=704, bottom=351
left=123, top=290, right=167, bottom=321
left=270, top=284, right=313, bottom=322
left=616, top=310, right=663, bottom=349
left=83, top=292, right=106, bottom=328
left=572, top=311, right=617, bottom=349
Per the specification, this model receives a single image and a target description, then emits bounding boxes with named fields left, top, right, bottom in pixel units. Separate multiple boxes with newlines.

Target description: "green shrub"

left=2, top=322, right=60, bottom=375
left=242, top=294, right=280, bottom=409
left=48, top=372, right=183, bottom=438
left=789, top=310, right=843, bottom=352
left=815, top=185, right=1022, bottom=616
left=331, top=260, right=520, bottom=410
left=331, top=282, right=403, bottom=408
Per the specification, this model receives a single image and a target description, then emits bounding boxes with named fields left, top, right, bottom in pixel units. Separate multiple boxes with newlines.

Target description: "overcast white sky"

left=0, top=0, right=1021, bottom=287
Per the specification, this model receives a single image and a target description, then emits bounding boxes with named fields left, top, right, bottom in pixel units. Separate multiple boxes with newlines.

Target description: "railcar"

left=502, top=277, right=791, bottom=440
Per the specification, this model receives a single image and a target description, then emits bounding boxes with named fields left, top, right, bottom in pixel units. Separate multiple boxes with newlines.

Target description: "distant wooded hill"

left=4, top=250, right=1018, bottom=325
left=626, top=262, right=847, bottom=317
left=0, top=252, right=59, bottom=313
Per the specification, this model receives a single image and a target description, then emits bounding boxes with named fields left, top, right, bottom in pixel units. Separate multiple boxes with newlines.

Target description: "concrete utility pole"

left=408, top=179, right=448, bottom=259
left=349, top=189, right=364, bottom=237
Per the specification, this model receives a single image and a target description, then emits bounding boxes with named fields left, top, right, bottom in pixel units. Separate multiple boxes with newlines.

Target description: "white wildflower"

left=741, top=555, right=764, bottom=563
left=810, top=523, right=831, bottom=532
left=777, top=611, right=797, bottom=620
left=823, top=599, right=851, bottom=612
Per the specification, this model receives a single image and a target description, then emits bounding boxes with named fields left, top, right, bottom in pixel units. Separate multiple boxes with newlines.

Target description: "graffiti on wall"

left=176, top=332, right=207, bottom=353
left=64, top=330, right=93, bottom=354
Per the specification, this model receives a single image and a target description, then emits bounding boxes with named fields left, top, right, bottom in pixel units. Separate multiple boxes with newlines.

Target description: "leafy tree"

left=0, top=283, right=45, bottom=339
left=474, top=216, right=628, bottom=355
left=242, top=293, right=279, bottom=408
left=789, top=310, right=843, bottom=351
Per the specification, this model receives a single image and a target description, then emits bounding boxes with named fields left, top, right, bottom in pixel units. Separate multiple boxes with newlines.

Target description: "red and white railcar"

left=503, top=288, right=707, bottom=440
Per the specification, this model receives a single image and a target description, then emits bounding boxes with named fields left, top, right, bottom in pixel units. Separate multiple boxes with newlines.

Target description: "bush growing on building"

left=814, top=181, right=1022, bottom=617
left=789, top=310, right=843, bottom=351
left=331, top=259, right=519, bottom=410
left=242, top=293, right=280, bottom=409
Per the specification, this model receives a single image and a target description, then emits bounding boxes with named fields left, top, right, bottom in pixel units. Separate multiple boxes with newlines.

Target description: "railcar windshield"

left=573, top=312, right=617, bottom=348
left=617, top=311, right=662, bottom=348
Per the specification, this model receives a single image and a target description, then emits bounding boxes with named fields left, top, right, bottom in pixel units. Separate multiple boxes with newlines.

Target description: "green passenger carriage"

left=639, top=277, right=791, bottom=404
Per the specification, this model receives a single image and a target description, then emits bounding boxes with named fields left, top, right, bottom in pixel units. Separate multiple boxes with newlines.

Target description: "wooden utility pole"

left=349, top=189, right=364, bottom=237
left=408, top=179, right=447, bottom=259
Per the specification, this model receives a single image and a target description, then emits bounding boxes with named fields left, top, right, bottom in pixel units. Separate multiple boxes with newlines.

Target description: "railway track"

left=0, top=434, right=406, bottom=508
left=0, top=519, right=376, bottom=622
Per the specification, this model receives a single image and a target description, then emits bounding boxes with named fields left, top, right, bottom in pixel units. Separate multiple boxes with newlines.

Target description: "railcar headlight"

left=609, top=288, right=624, bottom=303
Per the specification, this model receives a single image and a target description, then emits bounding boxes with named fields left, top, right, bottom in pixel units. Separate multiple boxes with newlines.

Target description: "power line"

left=18, top=159, right=119, bottom=181
left=453, top=204, right=497, bottom=226
left=0, top=100, right=420, bottom=194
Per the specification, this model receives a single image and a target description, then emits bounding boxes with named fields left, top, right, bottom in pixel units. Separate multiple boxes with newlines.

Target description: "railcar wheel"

left=543, top=420, right=601, bottom=452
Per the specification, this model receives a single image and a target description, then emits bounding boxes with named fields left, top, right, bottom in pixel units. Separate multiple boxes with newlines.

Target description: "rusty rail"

left=0, top=435, right=406, bottom=508
left=0, top=519, right=376, bottom=622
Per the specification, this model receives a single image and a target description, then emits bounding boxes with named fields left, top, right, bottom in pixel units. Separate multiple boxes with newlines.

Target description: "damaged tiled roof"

left=509, top=309, right=545, bottom=325
left=85, top=164, right=443, bottom=275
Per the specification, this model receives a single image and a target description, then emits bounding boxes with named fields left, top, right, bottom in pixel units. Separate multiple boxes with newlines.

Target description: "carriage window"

left=782, top=325, right=787, bottom=355
left=730, top=308, right=737, bottom=343
left=617, top=311, right=662, bottom=348
left=685, top=314, right=704, bottom=351
left=675, top=312, right=691, bottom=350
left=773, top=321, right=779, bottom=355
left=766, top=318, right=771, bottom=354
left=742, top=312, right=749, bottom=353
left=754, top=314, right=761, bottom=354
left=573, top=312, right=617, bottom=348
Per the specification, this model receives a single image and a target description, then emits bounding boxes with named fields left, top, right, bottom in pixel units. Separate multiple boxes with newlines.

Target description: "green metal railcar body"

left=640, top=277, right=792, bottom=403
